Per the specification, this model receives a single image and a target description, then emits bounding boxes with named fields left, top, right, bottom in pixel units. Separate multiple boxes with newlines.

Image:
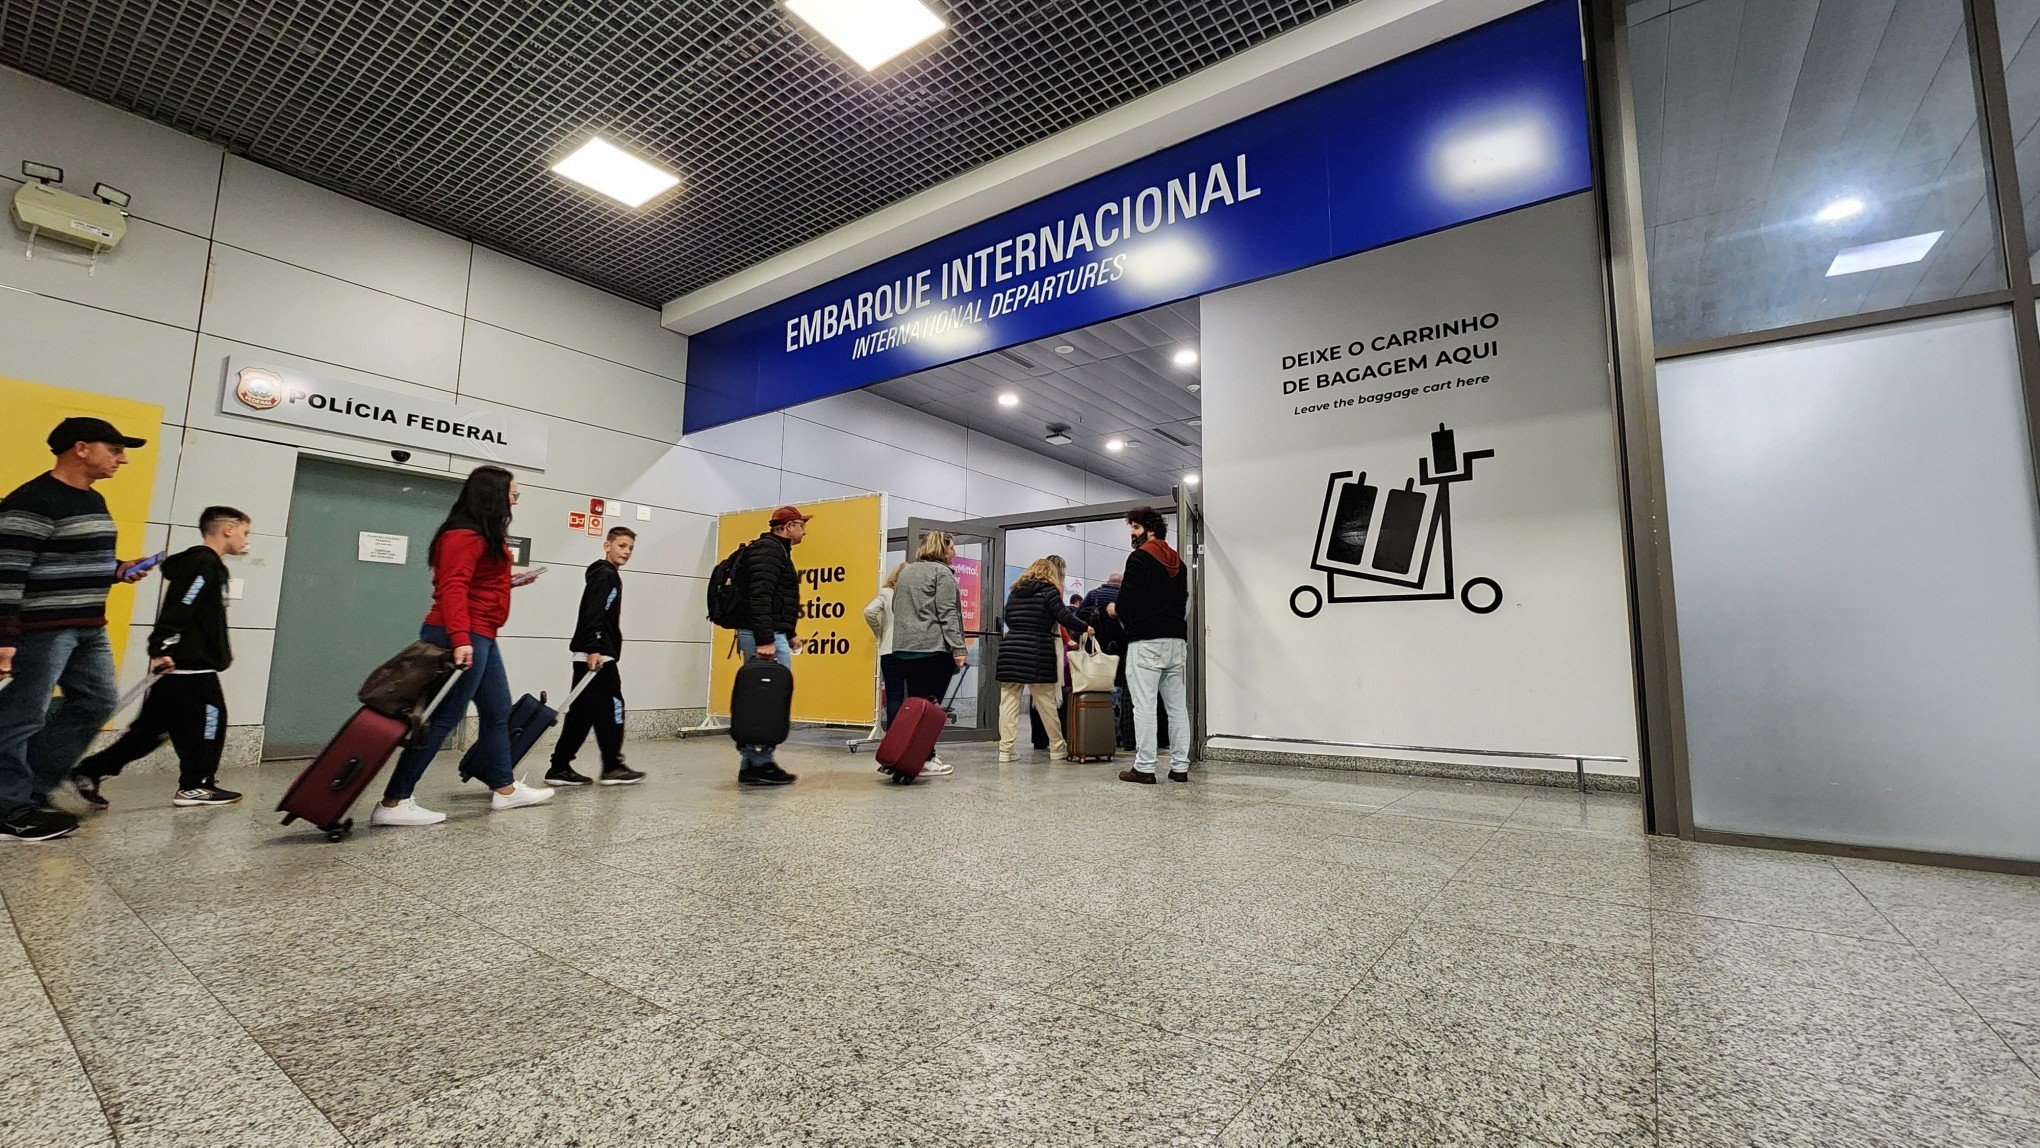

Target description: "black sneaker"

left=598, top=765, right=646, bottom=786
left=1168, top=769, right=1189, bottom=783
left=545, top=766, right=595, bottom=787
left=172, top=785, right=243, bottom=807
left=1, top=808, right=80, bottom=842
left=739, top=764, right=796, bottom=787
left=1118, top=768, right=1157, bottom=785
left=69, top=771, right=108, bottom=809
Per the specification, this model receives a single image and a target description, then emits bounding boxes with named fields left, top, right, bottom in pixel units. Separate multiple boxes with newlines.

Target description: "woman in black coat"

left=995, top=555, right=1090, bottom=762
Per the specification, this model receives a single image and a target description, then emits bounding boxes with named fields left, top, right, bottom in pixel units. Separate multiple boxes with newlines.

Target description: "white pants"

left=1125, top=637, right=1191, bottom=772
left=999, top=681, right=1065, bottom=758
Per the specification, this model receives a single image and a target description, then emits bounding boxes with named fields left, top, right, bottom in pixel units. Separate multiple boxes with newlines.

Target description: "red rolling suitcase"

left=278, top=670, right=464, bottom=841
left=875, top=697, right=946, bottom=784
left=874, top=674, right=963, bottom=784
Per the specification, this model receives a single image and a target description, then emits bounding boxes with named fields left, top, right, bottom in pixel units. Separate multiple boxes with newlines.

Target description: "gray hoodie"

left=891, top=559, right=964, bottom=654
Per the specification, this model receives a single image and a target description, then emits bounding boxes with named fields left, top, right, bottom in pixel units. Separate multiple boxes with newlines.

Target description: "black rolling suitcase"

left=458, top=666, right=602, bottom=782
left=729, top=656, right=794, bottom=747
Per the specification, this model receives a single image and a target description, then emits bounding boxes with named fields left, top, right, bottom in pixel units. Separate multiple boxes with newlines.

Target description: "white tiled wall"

left=0, top=65, right=1144, bottom=742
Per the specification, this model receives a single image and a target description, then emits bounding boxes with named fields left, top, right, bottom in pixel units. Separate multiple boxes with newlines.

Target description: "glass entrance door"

left=904, top=519, right=1002, bottom=738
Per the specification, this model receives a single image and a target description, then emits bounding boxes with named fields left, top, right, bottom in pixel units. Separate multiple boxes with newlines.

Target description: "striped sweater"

left=0, top=473, right=118, bottom=641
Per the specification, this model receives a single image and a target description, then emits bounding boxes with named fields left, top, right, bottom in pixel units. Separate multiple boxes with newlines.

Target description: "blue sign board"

left=683, top=0, right=1594, bottom=433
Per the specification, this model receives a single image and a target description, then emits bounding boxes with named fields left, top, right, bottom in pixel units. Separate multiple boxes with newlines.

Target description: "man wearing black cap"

left=0, top=418, right=154, bottom=841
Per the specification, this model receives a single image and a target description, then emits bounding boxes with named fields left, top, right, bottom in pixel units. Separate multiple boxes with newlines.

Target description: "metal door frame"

left=903, top=516, right=1005, bottom=739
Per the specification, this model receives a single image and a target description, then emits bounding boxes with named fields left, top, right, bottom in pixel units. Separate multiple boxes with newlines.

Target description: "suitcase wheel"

left=324, top=817, right=354, bottom=843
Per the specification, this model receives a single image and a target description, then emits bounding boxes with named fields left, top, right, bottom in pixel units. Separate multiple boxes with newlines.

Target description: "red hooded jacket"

left=424, top=529, right=512, bottom=648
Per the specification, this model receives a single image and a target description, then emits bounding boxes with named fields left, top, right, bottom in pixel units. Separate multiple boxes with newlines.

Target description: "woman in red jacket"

left=373, top=466, right=553, bottom=827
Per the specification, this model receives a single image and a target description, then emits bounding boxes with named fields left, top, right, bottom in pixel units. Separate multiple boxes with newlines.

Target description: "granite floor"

left=3, top=736, right=2037, bottom=1147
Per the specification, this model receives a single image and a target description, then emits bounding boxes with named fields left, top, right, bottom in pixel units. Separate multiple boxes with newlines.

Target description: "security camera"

left=390, top=449, right=412, bottom=463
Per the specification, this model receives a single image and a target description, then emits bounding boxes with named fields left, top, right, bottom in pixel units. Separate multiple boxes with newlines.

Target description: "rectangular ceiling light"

left=787, top=0, right=947, bottom=71
left=551, top=138, right=679, bottom=207
left=1826, top=231, right=1944, bottom=277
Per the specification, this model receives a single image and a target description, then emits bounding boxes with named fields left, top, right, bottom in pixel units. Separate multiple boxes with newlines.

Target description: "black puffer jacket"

left=996, top=578, right=1086, bottom=684
left=740, top=531, right=799, bottom=646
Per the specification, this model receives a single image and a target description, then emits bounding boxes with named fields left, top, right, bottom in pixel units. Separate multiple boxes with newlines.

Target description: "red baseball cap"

left=768, top=505, right=811, bottom=525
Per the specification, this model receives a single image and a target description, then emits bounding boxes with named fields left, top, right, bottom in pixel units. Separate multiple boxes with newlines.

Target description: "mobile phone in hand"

left=121, top=551, right=169, bottom=577
left=511, top=565, right=548, bottom=587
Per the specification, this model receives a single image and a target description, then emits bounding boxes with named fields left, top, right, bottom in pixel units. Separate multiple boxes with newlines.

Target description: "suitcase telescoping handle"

left=940, top=660, right=970, bottom=716
left=425, top=664, right=468, bottom=716
left=560, top=659, right=611, bottom=709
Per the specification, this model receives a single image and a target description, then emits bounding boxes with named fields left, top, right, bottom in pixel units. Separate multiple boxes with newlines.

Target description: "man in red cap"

left=0, top=418, right=156, bottom=841
left=734, top=506, right=809, bottom=785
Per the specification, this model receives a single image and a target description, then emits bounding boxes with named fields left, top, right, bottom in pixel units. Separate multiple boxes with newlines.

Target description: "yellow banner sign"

left=0, top=376, right=162, bottom=674
left=708, top=492, right=885, bottom=725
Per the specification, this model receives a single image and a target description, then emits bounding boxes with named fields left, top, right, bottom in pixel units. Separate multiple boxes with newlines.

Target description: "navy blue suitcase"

left=458, top=669, right=598, bottom=782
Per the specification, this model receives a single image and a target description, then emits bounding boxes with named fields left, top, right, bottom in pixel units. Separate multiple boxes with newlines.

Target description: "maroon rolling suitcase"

left=278, top=670, right=464, bottom=841
left=874, top=674, right=963, bottom=784
left=875, top=697, right=946, bottom=784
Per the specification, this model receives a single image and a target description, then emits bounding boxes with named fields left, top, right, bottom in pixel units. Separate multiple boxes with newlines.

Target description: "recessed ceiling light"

left=1826, top=231, right=1943, bottom=277
left=1184, top=473, right=1201, bottom=486
left=997, top=391, right=1020, bottom=408
left=1187, top=417, right=1202, bottom=427
left=551, top=137, right=680, bottom=207
left=1055, top=345, right=1075, bottom=354
left=787, top=0, right=947, bottom=71
left=1105, top=437, right=1126, bottom=453
left=1173, top=348, right=1198, bottom=367
left=1187, top=382, right=1202, bottom=393
left=1045, top=425, right=1073, bottom=446
left=1815, top=196, right=1867, bottom=224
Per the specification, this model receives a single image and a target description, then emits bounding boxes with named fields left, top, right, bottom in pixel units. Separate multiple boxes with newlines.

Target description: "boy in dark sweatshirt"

left=546, top=526, right=645, bottom=787
left=73, top=506, right=251, bottom=807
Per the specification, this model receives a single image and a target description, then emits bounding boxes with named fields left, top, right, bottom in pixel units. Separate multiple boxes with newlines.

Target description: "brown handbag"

left=357, top=641, right=457, bottom=742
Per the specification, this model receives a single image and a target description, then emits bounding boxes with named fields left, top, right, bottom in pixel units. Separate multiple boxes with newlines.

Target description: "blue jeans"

left=382, top=625, right=513, bottom=800
left=736, top=631, right=791, bottom=769
left=0, top=627, right=118, bottom=819
left=1126, top=638, right=1191, bottom=773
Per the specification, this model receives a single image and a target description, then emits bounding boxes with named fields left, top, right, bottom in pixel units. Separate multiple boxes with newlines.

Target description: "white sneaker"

left=490, top=780, right=555, bottom=811
left=922, top=757, right=954, bottom=777
left=370, top=798, right=446, bottom=827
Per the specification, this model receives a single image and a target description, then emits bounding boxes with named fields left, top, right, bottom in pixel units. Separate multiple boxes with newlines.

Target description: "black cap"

left=47, top=417, right=146, bottom=454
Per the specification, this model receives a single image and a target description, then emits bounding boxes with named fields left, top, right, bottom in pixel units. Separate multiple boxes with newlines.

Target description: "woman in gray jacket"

left=890, top=531, right=967, bottom=776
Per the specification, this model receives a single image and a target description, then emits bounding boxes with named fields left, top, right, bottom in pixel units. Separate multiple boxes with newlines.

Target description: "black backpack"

left=705, top=542, right=751, bottom=629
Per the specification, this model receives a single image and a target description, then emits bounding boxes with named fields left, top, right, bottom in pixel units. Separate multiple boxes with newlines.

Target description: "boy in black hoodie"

left=547, top=526, right=645, bottom=787
left=72, top=506, right=250, bottom=807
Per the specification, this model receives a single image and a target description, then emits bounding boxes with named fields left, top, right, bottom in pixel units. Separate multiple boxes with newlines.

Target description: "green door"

left=264, top=459, right=460, bottom=759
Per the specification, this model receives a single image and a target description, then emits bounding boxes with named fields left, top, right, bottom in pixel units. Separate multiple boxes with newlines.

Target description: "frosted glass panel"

left=1659, top=310, right=2040, bottom=861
